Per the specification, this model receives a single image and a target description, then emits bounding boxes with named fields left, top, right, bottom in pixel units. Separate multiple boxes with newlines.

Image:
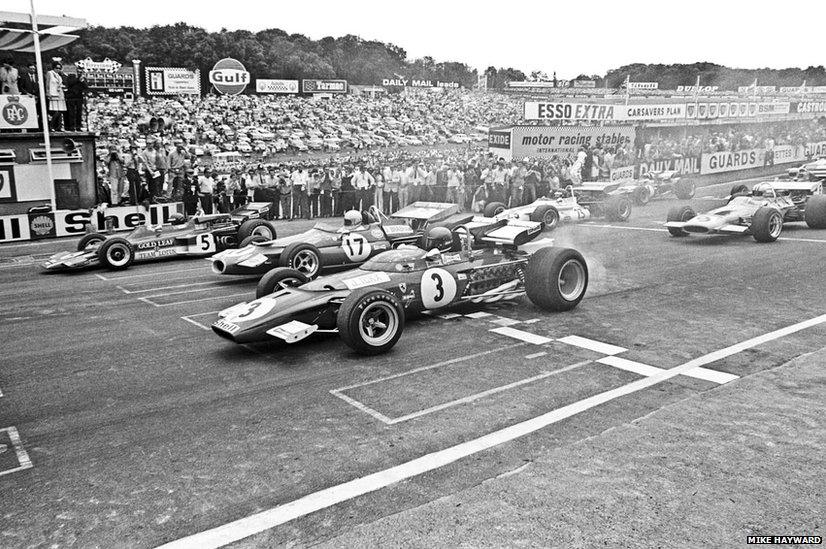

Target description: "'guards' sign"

left=209, top=58, right=249, bottom=95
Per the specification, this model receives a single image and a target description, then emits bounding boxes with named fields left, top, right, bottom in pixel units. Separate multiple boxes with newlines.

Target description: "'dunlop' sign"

left=209, top=58, right=250, bottom=95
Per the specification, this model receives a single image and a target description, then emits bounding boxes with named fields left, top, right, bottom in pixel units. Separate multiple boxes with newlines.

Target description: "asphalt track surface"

left=1, top=175, right=824, bottom=548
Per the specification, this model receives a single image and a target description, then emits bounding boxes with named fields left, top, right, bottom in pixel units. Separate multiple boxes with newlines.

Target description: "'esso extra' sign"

left=209, top=58, right=249, bottom=95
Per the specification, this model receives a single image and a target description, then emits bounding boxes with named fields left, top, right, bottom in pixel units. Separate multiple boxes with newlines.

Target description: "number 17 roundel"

left=342, top=233, right=372, bottom=262
left=421, top=267, right=456, bottom=309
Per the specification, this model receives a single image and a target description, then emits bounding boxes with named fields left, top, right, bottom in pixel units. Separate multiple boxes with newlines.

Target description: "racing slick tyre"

left=483, top=201, right=506, bottom=218
left=525, top=247, right=588, bottom=312
left=279, top=242, right=323, bottom=278
left=604, top=195, right=632, bottom=222
left=666, top=205, right=695, bottom=237
left=97, top=237, right=134, bottom=270
left=77, top=233, right=106, bottom=251
left=337, top=288, right=405, bottom=355
left=729, top=184, right=750, bottom=202
left=530, top=205, right=560, bottom=230
left=804, top=195, right=826, bottom=229
left=633, top=186, right=652, bottom=206
left=238, top=219, right=277, bottom=241
left=673, top=179, right=696, bottom=200
left=751, top=207, right=783, bottom=242
left=239, top=235, right=269, bottom=248
left=255, top=268, right=310, bottom=299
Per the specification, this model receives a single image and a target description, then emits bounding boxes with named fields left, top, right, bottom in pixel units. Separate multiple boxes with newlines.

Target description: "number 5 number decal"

left=197, top=233, right=215, bottom=253
left=421, top=267, right=457, bottom=309
left=342, top=233, right=371, bottom=262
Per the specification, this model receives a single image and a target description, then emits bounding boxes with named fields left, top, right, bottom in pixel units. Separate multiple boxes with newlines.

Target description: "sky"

left=9, top=0, right=826, bottom=78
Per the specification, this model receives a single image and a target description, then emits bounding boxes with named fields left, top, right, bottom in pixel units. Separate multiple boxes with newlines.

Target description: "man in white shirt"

left=352, top=166, right=375, bottom=210
left=291, top=166, right=310, bottom=219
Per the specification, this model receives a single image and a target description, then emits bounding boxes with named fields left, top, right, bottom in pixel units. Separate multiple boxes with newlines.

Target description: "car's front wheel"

left=483, top=201, right=506, bottom=218
left=666, top=205, right=695, bottom=237
left=751, top=207, right=783, bottom=242
left=77, top=233, right=106, bottom=251
left=530, top=205, right=559, bottom=230
left=238, top=219, right=276, bottom=241
left=337, top=288, right=405, bottom=355
left=97, top=237, right=134, bottom=270
left=804, top=195, right=826, bottom=229
left=256, top=267, right=309, bottom=298
left=279, top=242, right=323, bottom=278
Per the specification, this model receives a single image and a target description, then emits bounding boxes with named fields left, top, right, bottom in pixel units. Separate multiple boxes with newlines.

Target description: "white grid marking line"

left=331, top=343, right=525, bottom=393
left=525, top=352, right=547, bottom=359
left=155, top=313, right=826, bottom=549
left=489, top=327, right=552, bottom=345
left=387, top=360, right=592, bottom=424
left=142, top=292, right=251, bottom=307
left=181, top=315, right=214, bottom=331
left=117, top=281, right=222, bottom=294
left=683, top=368, right=740, bottom=384
left=597, top=355, right=663, bottom=377
left=557, top=335, right=627, bottom=355
left=465, top=311, right=493, bottom=319
left=581, top=223, right=666, bottom=233
left=96, top=265, right=212, bottom=281
left=328, top=391, right=395, bottom=425
left=490, top=317, right=522, bottom=327
left=0, top=426, right=33, bottom=477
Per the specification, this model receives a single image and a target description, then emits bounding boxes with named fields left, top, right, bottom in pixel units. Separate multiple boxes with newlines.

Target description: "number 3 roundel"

left=421, top=267, right=456, bottom=309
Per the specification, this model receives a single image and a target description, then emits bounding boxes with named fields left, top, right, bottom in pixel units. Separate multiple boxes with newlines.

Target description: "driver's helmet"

left=424, top=226, right=454, bottom=252
left=169, top=213, right=187, bottom=225
left=753, top=182, right=773, bottom=196
left=344, top=210, right=363, bottom=227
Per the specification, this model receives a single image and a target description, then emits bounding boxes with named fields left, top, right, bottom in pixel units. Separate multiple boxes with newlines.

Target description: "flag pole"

left=29, top=0, right=57, bottom=212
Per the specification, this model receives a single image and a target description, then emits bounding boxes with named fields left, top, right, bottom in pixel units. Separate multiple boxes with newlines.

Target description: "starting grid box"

left=0, top=426, right=33, bottom=477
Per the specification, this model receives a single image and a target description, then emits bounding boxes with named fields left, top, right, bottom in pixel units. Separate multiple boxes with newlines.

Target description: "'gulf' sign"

left=209, top=58, right=249, bottom=95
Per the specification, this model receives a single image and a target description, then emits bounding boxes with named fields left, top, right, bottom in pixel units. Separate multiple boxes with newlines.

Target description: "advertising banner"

left=791, top=101, right=826, bottom=114
left=0, top=95, right=38, bottom=130
left=737, top=85, right=777, bottom=94
left=609, top=165, right=635, bottom=181
left=676, top=85, right=719, bottom=93
left=256, top=79, right=299, bottom=94
left=487, top=130, right=511, bottom=149
left=381, top=78, right=459, bottom=88
left=301, top=79, right=348, bottom=94
left=0, top=165, right=17, bottom=201
left=524, top=101, right=685, bottom=121
left=700, top=149, right=767, bottom=175
left=209, top=58, right=249, bottom=95
left=804, top=141, right=826, bottom=158
left=510, top=126, right=636, bottom=159
left=637, top=156, right=701, bottom=177
left=770, top=145, right=807, bottom=165
left=780, top=86, right=826, bottom=94
left=573, top=80, right=596, bottom=88
left=145, top=67, right=201, bottom=95
left=627, top=82, right=659, bottom=90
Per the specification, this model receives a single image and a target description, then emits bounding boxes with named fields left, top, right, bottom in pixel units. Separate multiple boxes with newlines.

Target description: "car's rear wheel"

left=530, top=205, right=559, bottom=230
left=483, top=201, right=506, bottom=218
left=255, top=267, right=309, bottom=298
left=239, top=235, right=269, bottom=248
left=604, top=195, right=632, bottom=221
left=77, top=233, right=106, bottom=251
left=804, top=194, right=826, bottom=229
left=279, top=242, right=323, bottom=278
left=238, top=219, right=276, bottom=241
left=97, top=237, right=134, bottom=270
left=751, top=207, right=783, bottom=242
left=525, top=247, right=588, bottom=311
left=337, top=288, right=405, bottom=355
left=666, top=205, right=695, bottom=237
left=673, top=179, right=696, bottom=199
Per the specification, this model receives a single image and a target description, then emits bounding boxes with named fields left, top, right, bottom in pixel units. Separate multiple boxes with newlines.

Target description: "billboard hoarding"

left=301, top=79, right=348, bottom=94
left=256, top=79, right=300, bottom=94
left=145, top=67, right=201, bottom=96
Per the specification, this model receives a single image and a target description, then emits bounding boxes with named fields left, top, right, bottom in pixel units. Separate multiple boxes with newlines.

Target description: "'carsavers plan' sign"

left=524, top=102, right=685, bottom=121
left=301, top=79, right=348, bottom=94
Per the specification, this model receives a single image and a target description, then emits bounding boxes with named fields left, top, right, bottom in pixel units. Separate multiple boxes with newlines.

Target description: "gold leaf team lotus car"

left=211, top=217, right=586, bottom=355
left=665, top=181, right=826, bottom=242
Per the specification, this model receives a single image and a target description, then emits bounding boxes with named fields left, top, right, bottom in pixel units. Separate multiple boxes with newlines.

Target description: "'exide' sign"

left=301, top=79, right=348, bottom=94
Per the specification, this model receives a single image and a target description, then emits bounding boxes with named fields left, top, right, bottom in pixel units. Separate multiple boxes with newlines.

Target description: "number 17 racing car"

left=210, top=202, right=479, bottom=279
left=42, top=203, right=277, bottom=271
left=211, top=217, right=588, bottom=355
left=664, top=181, right=826, bottom=242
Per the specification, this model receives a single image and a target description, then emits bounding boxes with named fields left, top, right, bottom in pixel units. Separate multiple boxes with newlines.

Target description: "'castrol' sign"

left=209, top=58, right=249, bottom=95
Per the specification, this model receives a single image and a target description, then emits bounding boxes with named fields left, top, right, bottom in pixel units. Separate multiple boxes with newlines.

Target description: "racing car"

left=481, top=183, right=631, bottom=231
left=211, top=202, right=483, bottom=279
left=664, top=180, right=826, bottom=242
left=211, top=218, right=587, bottom=355
left=612, top=170, right=696, bottom=205
left=42, top=203, right=277, bottom=271
left=787, top=156, right=826, bottom=181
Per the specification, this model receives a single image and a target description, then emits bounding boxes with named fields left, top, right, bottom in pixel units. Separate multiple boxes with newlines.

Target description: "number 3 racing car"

left=481, top=183, right=632, bottom=231
left=210, top=202, right=480, bottom=279
left=42, top=203, right=277, bottom=271
left=664, top=181, right=826, bottom=242
left=211, top=217, right=587, bottom=355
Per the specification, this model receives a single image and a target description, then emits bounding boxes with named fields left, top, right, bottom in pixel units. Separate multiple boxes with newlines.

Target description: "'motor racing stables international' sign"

left=509, top=126, right=636, bottom=160
left=524, top=102, right=685, bottom=122
left=1, top=95, right=37, bottom=129
left=209, top=58, right=250, bottom=95
left=301, top=79, right=348, bottom=94
left=700, top=149, right=767, bottom=175
left=256, top=79, right=299, bottom=94
left=146, top=67, right=201, bottom=95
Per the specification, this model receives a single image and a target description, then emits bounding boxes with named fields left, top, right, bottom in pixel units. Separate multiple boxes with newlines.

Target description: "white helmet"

left=344, top=210, right=363, bottom=227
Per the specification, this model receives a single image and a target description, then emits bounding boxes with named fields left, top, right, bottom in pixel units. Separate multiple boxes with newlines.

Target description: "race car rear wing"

left=767, top=181, right=822, bottom=194
left=391, top=201, right=462, bottom=222
left=461, top=217, right=544, bottom=247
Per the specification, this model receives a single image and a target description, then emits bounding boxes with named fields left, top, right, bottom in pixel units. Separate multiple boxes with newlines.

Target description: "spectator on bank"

left=385, top=166, right=402, bottom=214
left=197, top=169, right=215, bottom=214
left=352, top=165, right=375, bottom=210
left=105, top=146, right=126, bottom=206
left=277, top=169, right=292, bottom=219
left=291, top=165, right=309, bottom=219
left=167, top=142, right=191, bottom=199
left=139, top=140, right=163, bottom=200
left=0, top=59, right=19, bottom=95
left=46, top=61, right=66, bottom=131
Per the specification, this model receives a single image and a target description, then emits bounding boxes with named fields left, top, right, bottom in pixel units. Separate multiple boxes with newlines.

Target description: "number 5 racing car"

left=664, top=180, right=826, bottom=242
left=210, top=202, right=481, bottom=279
left=42, top=203, right=277, bottom=271
left=211, top=217, right=588, bottom=355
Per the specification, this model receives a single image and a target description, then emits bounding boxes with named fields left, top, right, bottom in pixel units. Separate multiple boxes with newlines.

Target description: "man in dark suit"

left=17, top=62, right=38, bottom=96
